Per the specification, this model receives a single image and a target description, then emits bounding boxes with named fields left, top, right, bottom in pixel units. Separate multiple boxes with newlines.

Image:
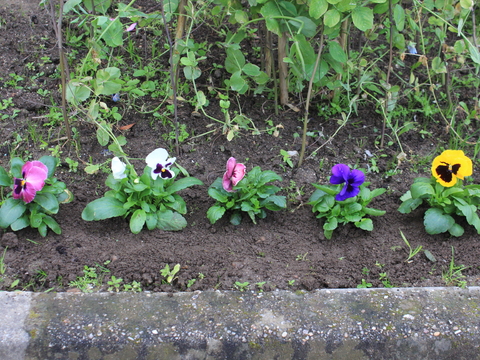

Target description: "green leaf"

left=0, top=166, right=11, bottom=186
left=363, top=207, right=386, bottom=216
left=145, top=212, right=157, bottom=230
left=370, top=188, right=386, bottom=199
left=34, top=192, right=59, bottom=214
left=309, top=0, right=329, bottom=19
left=393, top=4, right=405, bottom=31
left=0, top=198, right=26, bottom=228
left=65, top=80, right=91, bottom=104
left=328, top=41, right=347, bottom=63
left=208, top=187, right=228, bottom=203
left=230, top=211, right=242, bottom=225
left=355, top=218, right=373, bottom=231
left=262, top=195, right=286, bottom=210
left=398, top=198, right=423, bottom=214
left=10, top=215, right=29, bottom=231
left=207, top=205, right=226, bottom=224
left=352, top=6, right=373, bottom=31
left=130, top=209, right=146, bottom=234
left=311, top=184, right=338, bottom=196
left=324, top=8, right=340, bottom=28
left=424, top=208, right=455, bottom=234
left=82, top=197, right=127, bottom=221
left=43, top=215, right=61, bottom=235
left=38, top=156, right=58, bottom=178
left=10, top=157, right=24, bottom=178
left=410, top=182, right=435, bottom=199
left=242, top=63, right=261, bottom=77
left=166, top=177, right=203, bottom=195
left=96, top=121, right=111, bottom=146
left=156, top=210, right=187, bottom=231
left=323, top=217, right=338, bottom=231
left=448, top=223, right=464, bottom=237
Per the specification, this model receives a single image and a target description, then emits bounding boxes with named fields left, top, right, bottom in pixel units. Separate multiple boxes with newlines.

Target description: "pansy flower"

left=13, top=161, right=48, bottom=203
left=111, top=157, right=127, bottom=180
left=145, top=148, right=176, bottom=180
left=223, top=157, right=246, bottom=192
left=330, top=164, right=365, bottom=201
left=431, top=150, right=472, bottom=187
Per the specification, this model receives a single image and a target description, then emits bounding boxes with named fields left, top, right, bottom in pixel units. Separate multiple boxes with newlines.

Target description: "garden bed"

left=0, top=0, right=479, bottom=293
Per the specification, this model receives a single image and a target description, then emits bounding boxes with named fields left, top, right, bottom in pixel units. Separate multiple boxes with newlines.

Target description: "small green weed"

left=442, top=247, right=469, bottom=288
left=160, top=263, right=180, bottom=284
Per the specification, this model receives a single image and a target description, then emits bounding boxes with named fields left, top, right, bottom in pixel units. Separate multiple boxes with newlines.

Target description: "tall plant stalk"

left=48, top=0, right=72, bottom=140
left=161, top=0, right=181, bottom=156
left=298, top=30, right=324, bottom=167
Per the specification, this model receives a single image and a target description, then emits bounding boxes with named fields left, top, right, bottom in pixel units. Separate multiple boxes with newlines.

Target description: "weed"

left=107, top=276, right=123, bottom=292
left=160, top=263, right=180, bottom=284
left=65, top=157, right=79, bottom=173
left=123, top=281, right=142, bottom=293
left=379, top=272, right=394, bottom=288
left=256, top=281, right=266, bottom=292
left=68, top=265, right=108, bottom=293
left=442, top=247, right=469, bottom=288
left=234, top=281, right=250, bottom=291
left=400, top=230, right=423, bottom=262
left=295, top=252, right=309, bottom=261
left=0, top=247, right=7, bottom=275
left=357, top=279, right=372, bottom=288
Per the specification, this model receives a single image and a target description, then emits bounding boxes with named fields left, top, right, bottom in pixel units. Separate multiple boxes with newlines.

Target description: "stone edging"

left=1, top=287, right=479, bottom=359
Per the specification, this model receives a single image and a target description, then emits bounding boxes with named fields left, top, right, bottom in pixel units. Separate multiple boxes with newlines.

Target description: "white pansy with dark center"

left=145, top=148, right=176, bottom=180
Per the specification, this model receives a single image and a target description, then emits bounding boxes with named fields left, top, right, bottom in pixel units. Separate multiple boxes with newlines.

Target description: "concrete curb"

left=1, top=287, right=479, bottom=359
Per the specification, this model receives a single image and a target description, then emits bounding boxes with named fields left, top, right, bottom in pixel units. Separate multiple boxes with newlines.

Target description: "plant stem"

left=160, top=0, right=180, bottom=156
left=298, top=30, right=324, bottom=167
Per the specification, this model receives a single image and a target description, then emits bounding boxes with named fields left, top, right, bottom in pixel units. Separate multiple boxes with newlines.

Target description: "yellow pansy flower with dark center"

left=431, top=150, right=472, bottom=187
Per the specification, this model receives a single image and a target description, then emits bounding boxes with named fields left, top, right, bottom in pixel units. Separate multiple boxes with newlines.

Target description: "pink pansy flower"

left=125, top=22, right=137, bottom=32
left=13, top=161, right=48, bottom=203
left=223, top=157, right=246, bottom=192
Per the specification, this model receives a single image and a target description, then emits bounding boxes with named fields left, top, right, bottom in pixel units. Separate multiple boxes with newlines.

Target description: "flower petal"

left=111, top=157, right=127, bottom=179
left=24, top=162, right=48, bottom=191
left=146, top=148, right=169, bottom=168
left=22, top=185, right=37, bottom=203
left=231, top=163, right=246, bottom=186
left=348, top=169, right=365, bottom=187
left=223, top=172, right=233, bottom=192
left=225, top=157, right=237, bottom=179
left=330, top=164, right=349, bottom=184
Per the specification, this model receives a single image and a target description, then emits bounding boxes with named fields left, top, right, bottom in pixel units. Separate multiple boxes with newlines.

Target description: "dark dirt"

left=0, top=0, right=479, bottom=293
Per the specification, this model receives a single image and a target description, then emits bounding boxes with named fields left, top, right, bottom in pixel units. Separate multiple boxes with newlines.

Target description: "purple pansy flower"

left=330, top=164, right=365, bottom=201
left=146, top=148, right=176, bottom=180
left=13, top=161, right=48, bottom=203
left=223, top=157, right=246, bottom=192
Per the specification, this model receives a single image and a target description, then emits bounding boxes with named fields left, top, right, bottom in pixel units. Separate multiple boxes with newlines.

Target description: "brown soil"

left=0, top=0, right=479, bottom=293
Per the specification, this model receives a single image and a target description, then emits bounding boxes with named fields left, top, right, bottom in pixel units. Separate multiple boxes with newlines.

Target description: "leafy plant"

left=68, top=265, right=108, bottom=293
left=207, top=157, right=286, bottom=225
left=160, top=263, right=180, bottom=284
left=357, top=279, right=372, bottom=289
left=234, top=281, right=250, bottom=291
left=0, top=156, right=73, bottom=236
left=82, top=149, right=203, bottom=233
left=309, top=164, right=386, bottom=239
left=399, top=150, right=480, bottom=236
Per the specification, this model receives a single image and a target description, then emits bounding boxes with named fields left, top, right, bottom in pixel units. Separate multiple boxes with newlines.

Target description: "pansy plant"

left=82, top=148, right=203, bottom=233
left=0, top=156, right=73, bottom=236
left=308, top=164, right=386, bottom=240
left=207, top=157, right=286, bottom=225
left=399, top=150, right=480, bottom=237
